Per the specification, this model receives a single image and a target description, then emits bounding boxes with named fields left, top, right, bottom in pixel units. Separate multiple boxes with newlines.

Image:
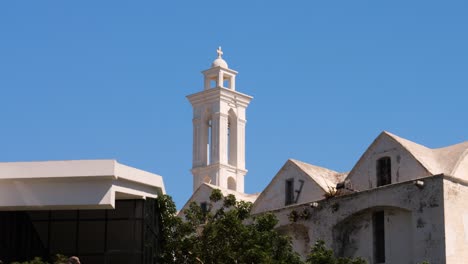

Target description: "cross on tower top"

left=217, top=46, right=223, bottom=58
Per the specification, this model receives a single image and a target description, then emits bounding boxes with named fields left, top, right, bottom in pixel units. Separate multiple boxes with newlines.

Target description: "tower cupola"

left=203, top=47, right=238, bottom=91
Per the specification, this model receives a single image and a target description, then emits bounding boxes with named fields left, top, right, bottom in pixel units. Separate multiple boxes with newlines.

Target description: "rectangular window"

left=285, top=179, right=294, bottom=205
left=200, top=202, right=209, bottom=213
left=376, top=157, right=391, bottom=186
left=373, top=211, right=385, bottom=263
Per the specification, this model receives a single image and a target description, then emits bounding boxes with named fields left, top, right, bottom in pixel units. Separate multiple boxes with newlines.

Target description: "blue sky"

left=1, top=1, right=467, bottom=208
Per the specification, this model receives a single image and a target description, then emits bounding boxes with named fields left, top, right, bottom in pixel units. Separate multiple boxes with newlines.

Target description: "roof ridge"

left=433, top=140, right=468, bottom=151
left=383, top=131, right=431, bottom=150
left=289, top=158, right=339, bottom=174
left=451, top=148, right=468, bottom=176
left=385, top=131, right=468, bottom=176
left=288, top=159, right=345, bottom=191
left=383, top=131, right=440, bottom=174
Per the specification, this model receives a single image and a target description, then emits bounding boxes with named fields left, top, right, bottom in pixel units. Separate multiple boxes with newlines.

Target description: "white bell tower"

left=187, top=47, right=252, bottom=193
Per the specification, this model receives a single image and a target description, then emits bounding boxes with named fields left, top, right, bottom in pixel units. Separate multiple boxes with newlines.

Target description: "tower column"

left=219, top=113, right=229, bottom=165
left=236, top=119, right=247, bottom=169
left=230, top=76, right=236, bottom=90
left=192, top=117, right=202, bottom=167
left=217, top=72, right=224, bottom=88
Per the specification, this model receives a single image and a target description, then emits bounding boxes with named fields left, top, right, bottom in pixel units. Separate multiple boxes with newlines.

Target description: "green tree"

left=305, top=240, right=366, bottom=264
left=156, top=191, right=370, bottom=264
left=10, top=254, right=68, bottom=264
left=156, top=190, right=302, bottom=264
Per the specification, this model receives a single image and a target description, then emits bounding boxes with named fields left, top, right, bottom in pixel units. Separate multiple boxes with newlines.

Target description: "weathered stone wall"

left=268, top=175, right=446, bottom=263
left=443, top=177, right=468, bottom=264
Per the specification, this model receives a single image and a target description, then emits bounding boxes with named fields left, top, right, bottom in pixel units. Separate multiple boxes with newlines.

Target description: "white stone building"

left=183, top=49, right=468, bottom=264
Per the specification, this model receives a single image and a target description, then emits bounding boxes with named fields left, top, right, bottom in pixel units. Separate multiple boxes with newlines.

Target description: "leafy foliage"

left=305, top=241, right=366, bottom=264
left=10, top=254, right=68, bottom=264
left=156, top=190, right=302, bottom=264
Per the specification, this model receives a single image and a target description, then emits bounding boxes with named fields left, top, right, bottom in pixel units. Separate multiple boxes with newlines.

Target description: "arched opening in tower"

left=227, top=177, right=237, bottom=191
left=227, top=109, right=237, bottom=166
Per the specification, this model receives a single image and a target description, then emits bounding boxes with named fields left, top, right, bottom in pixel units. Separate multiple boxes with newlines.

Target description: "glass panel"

left=134, top=220, right=142, bottom=250
left=51, top=210, right=77, bottom=220
left=108, top=200, right=135, bottom=219
left=32, top=221, right=49, bottom=247
left=79, top=255, right=105, bottom=264
left=79, top=209, right=106, bottom=220
left=27, top=211, right=50, bottom=221
left=78, top=221, right=105, bottom=254
left=50, top=221, right=77, bottom=254
left=107, top=220, right=136, bottom=250
left=107, top=253, right=140, bottom=264
left=0, top=200, right=153, bottom=263
left=135, top=200, right=143, bottom=218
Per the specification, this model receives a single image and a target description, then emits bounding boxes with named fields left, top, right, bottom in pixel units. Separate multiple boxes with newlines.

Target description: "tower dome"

left=211, top=47, right=228, bottom=68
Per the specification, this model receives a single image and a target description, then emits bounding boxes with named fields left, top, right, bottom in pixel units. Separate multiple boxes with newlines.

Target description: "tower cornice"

left=201, top=66, right=238, bottom=76
left=187, top=87, right=253, bottom=108
left=191, top=163, right=248, bottom=175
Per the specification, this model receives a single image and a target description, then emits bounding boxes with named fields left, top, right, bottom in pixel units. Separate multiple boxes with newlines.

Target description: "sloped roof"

left=203, top=183, right=259, bottom=203
left=433, top=142, right=468, bottom=175
left=251, top=159, right=347, bottom=214
left=385, top=131, right=468, bottom=176
left=179, top=183, right=259, bottom=215
left=289, top=159, right=346, bottom=191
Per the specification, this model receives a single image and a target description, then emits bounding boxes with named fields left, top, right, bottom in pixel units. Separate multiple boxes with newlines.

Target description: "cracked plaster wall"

left=270, top=176, right=446, bottom=263
left=443, top=179, right=468, bottom=263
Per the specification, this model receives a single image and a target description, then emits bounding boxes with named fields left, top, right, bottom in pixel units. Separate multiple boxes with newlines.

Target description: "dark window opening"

left=376, top=157, right=391, bottom=187
left=207, top=119, right=212, bottom=165
left=227, top=110, right=238, bottom=167
left=285, top=179, right=294, bottom=205
left=227, top=122, right=231, bottom=164
left=200, top=202, right=209, bottom=213
left=373, top=211, right=385, bottom=263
